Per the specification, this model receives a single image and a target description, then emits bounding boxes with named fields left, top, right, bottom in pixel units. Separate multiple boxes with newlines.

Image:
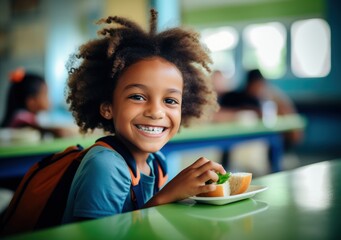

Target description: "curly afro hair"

left=66, top=9, right=218, bottom=134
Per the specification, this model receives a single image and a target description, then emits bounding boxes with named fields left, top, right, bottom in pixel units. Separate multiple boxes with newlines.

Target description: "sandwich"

left=197, top=172, right=252, bottom=197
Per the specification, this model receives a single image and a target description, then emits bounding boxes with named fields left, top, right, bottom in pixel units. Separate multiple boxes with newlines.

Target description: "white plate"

left=189, top=185, right=268, bottom=205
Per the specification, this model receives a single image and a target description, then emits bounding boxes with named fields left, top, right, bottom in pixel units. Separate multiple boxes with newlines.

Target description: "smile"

left=136, top=125, right=165, bottom=135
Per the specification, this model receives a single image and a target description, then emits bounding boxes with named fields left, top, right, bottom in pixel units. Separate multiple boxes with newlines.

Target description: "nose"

left=144, top=102, right=165, bottom=120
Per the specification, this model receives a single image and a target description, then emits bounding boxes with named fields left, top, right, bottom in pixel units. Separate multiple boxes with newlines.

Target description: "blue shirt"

left=62, top=146, right=158, bottom=224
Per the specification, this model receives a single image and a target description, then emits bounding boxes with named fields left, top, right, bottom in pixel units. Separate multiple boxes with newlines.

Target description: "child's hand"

left=146, top=157, right=226, bottom=207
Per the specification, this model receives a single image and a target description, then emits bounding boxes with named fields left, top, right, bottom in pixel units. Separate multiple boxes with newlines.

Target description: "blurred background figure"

left=1, top=68, right=73, bottom=139
left=245, top=69, right=295, bottom=116
left=210, top=69, right=267, bottom=175
left=244, top=69, right=304, bottom=148
left=212, top=68, right=303, bottom=148
left=210, top=68, right=304, bottom=175
left=211, top=70, right=242, bottom=122
left=211, top=70, right=229, bottom=102
left=211, top=69, right=260, bottom=123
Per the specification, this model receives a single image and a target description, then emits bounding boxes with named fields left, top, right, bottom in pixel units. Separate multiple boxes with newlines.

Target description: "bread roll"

left=197, top=182, right=230, bottom=197
left=229, top=172, right=252, bottom=195
left=197, top=172, right=252, bottom=197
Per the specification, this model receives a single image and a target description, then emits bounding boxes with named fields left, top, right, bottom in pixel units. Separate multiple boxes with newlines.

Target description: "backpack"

left=0, top=135, right=168, bottom=236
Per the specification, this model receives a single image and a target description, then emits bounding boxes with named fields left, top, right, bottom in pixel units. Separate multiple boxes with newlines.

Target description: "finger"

left=189, top=157, right=210, bottom=169
left=197, top=160, right=226, bottom=175
left=197, top=170, right=219, bottom=183
left=198, top=184, right=217, bottom=194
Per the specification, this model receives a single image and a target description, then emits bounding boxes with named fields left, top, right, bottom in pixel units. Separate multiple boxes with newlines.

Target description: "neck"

left=113, top=135, right=151, bottom=175
left=132, top=151, right=150, bottom=176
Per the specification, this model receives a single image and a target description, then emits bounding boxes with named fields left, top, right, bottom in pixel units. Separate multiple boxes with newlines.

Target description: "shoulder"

left=79, top=145, right=131, bottom=180
left=64, top=146, right=132, bottom=220
left=85, top=145, right=125, bottom=161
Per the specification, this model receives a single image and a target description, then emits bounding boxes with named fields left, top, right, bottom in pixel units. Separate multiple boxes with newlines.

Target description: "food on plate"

left=197, top=172, right=252, bottom=197
left=229, top=172, right=252, bottom=195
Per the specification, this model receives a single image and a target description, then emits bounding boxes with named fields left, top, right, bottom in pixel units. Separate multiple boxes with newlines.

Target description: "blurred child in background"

left=1, top=68, right=72, bottom=138
left=244, top=69, right=303, bottom=148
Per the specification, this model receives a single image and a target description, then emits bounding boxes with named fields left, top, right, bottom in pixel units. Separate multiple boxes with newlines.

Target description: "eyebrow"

left=124, top=84, right=182, bottom=95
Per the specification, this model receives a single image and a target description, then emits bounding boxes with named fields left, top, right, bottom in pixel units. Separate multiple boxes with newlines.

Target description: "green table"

left=6, top=159, right=340, bottom=240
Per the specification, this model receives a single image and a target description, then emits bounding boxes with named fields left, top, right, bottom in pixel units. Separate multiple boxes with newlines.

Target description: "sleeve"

left=9, top=110, right=37, bottom=128
left=71, top=146, right=131, bottom=219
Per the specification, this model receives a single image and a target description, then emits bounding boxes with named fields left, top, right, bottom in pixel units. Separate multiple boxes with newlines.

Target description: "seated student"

left=1, top=68, right=73, bottom=138
left=244, top=69, right=295, bottom=115
left=213, top=68, right=302, bottom=128
left=243, top=69, right=303, bottom=148
left=211, top=70, right=229, bottom=101
left=211, top=70, right=260, bottom=122
left=61, top=9, right=226, bottom=223
left=211, top=69, right=302, bottom=172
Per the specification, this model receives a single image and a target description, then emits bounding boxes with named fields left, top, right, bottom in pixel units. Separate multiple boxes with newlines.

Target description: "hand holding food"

left=197, top=172, right=252, bottom=197
left=147, top=157, right=227, bottom=206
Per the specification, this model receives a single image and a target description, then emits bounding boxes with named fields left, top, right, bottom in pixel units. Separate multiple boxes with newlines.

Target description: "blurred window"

left=201, top=27, right=238, bottom=78
left=243, top=22, right=286, bottom=79
left=291, top=18, right=331, bottom=78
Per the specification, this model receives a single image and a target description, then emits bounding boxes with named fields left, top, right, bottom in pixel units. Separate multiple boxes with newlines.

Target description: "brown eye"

left=164, top=98, right=178, bottom=105
left=129, top=94, right=145, bottom=101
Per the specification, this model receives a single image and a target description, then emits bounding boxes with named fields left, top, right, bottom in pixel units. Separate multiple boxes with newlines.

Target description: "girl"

left=1, top=69, right=49, bottom=129
left=1, top=68, right=72, bottom=138
left=62, top=9, right=226, bottom=223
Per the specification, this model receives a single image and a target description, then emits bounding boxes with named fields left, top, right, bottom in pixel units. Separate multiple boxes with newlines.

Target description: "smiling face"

left=101, top=57, right=183, bottom=158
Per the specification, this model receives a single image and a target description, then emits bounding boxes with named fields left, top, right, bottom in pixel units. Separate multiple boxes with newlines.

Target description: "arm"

left=269, top=86, right=296, bottom=116
left=9, top=110, right=75, bottom=138
left=144, top=157, right=226, bottom=208
left=62, top=147, right=131, bottom=223
left=269, top=87, right=304, bottom=145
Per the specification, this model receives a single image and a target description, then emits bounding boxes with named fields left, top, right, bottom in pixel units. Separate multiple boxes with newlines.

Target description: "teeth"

left=137, top=125, right=164, bottom=134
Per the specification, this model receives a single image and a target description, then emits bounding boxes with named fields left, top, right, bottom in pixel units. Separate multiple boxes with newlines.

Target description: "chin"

left=144, top=145, right=164, bottom=153
left=138, top=142, right=166, bottom=153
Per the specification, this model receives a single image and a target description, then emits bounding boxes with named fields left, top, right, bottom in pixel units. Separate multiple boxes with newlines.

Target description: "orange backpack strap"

left=94, top=139, right=141, bottom=186
left=152, top=151, right=168, bottom=190
left=157, top=163, right=168, bottom=189
left=127, top=168, right=141, bottom=186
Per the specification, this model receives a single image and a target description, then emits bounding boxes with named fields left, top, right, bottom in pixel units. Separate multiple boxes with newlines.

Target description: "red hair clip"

left=9, top=67, right=26, bottom=83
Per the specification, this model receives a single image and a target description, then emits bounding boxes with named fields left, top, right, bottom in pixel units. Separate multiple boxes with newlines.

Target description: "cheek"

left=39, top=94, right=50, bottom=110
left=170, top=108, right=182, bottom=126
left=113, top=103, right=139, bottom=125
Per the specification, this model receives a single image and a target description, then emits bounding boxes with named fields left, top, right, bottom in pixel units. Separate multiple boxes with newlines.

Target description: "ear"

left=100, top=102, right=113, bottom=120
